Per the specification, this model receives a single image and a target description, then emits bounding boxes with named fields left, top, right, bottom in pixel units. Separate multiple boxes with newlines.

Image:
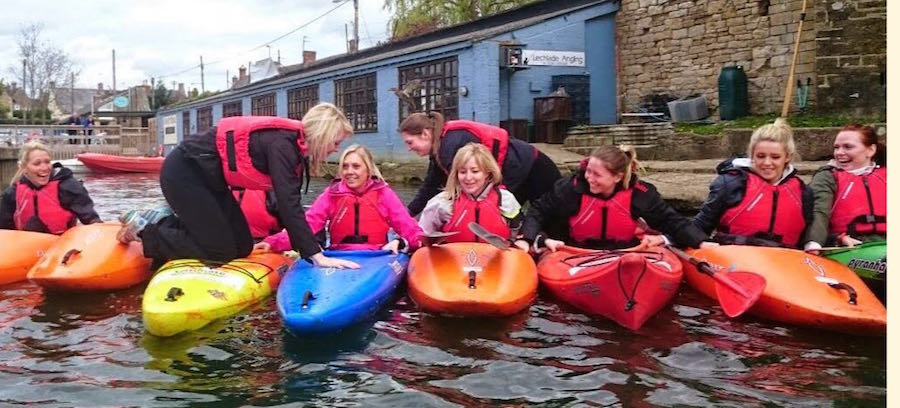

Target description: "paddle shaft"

left=668, top=246, right=750, bottom=298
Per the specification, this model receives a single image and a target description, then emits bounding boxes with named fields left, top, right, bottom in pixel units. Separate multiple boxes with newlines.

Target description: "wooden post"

left=781, top=0, right=809, bottom=117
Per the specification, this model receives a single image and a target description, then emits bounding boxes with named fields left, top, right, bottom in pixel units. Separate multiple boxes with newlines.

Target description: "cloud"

left=0, top=0, right=392, bottom=92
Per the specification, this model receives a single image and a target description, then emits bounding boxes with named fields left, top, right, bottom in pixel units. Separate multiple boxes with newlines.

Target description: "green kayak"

left=824, top=240, right=886, bottom=301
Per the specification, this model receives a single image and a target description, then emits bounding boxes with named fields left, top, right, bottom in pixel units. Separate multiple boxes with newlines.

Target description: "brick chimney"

left=178, top=83, right=185, bottom=95
left=238, top=65, right=247, bottom=82
left=98, top=82, right=104, bottom=90
left=302, top=51, right=316, bottom=66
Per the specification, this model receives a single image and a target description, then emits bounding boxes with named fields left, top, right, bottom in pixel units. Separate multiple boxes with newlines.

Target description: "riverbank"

left=362, top=143, right=826, bottom=213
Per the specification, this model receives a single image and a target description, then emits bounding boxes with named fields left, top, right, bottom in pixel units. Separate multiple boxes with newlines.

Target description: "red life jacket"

left=443, top=120, right=509, bottom=167
left=718, top=172, right=806, bottom=247
left=233, top=189, right=281, bottom=239
left=568, top=181, right=641, bottom=248
left=215, top=116, right=308, bottom=190
left=13, top=180, right=76, bottom=235
left=442, top=186, right=510, bottom=243
left=328, top=184, right=391, bottom=246
left=829, top=167, right=886, bottom=236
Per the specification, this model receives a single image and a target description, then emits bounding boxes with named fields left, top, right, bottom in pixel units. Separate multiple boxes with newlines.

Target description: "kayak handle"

left=61, top=249, right=82, bottom=265
left=829, top=281, right=858, bottom=305
left=165, top=287, right=184, bottom=302
left=301, top=290, right=315, bottom=309
left=468, top=270, right=476, bottom=289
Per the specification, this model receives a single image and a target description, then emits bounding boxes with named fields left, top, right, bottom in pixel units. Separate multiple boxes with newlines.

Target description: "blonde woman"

left=1, top=141, right=101, bottom=234
left=418, top=143, right=522, bottom=242
left=515, top=145, right=713, bottom=252
left=118, top=103, right=360, bottom=269
left=259, top=144, right=424, bottom=253
left=693, top=118, right=814, bottom=248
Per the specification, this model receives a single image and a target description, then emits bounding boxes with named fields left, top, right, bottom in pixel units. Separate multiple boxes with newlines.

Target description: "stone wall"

left=617, top=0, right=817, bottom=117
left=814, top=0, right=886, bottom=116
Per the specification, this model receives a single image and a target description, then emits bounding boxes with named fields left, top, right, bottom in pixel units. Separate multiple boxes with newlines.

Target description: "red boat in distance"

left=76, top=153, right=164, bottom=173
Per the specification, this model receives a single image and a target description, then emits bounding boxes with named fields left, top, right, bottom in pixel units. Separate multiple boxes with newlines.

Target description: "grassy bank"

left=674, top=113, right=886, bottom=135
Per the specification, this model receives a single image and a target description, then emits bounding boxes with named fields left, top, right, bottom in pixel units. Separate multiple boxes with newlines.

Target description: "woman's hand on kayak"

left=382, top=239, right=403, bottom=254
left=310, top=252, right=360, bottom=269
left=544, top=239, right=565, bottom=252
left=641, top=234, right=666, bottom=247
left=698, top=241, right=719, bottom=249
left=513, top=240, right=530, bottom=252
left=253, top=242, right=272, bottom=252
left=839, top=235, right=862, bottom=247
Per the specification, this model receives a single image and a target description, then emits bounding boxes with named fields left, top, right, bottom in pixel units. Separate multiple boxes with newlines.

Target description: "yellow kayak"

left=142, top=252, right=290, bottom=337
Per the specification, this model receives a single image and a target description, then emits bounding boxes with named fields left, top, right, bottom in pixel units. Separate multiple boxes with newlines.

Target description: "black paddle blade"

left=467, top=222, right=509, bottom=250
left=422, top=231, right=458, bottom=246
left=713, top=271, right=766, bottom=318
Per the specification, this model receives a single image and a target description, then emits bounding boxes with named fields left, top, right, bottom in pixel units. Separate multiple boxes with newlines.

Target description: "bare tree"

left=7, top=23, right=79, bottom=111
left=383, top=0, right=537, bottom=40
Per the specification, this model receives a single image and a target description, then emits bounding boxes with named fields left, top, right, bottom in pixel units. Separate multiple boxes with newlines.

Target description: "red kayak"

left=76, top=153, right=164, bottom=173
left=538, top=246, right=683, bottom=330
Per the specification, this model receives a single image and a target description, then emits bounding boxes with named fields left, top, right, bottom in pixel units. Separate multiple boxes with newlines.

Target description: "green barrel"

left=718, top=66, right=749, bottom=120
left=824, top=240, right=886, bottom=302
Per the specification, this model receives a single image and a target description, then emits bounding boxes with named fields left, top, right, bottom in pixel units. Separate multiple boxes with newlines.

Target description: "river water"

left=0, top=173, right=886, bottom=407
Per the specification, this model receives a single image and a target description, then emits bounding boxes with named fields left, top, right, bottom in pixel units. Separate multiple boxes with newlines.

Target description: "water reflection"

left=0, top=173, right=886, bottom=406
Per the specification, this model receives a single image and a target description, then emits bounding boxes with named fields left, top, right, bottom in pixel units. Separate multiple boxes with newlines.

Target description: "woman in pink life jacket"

left=693, top=118, right=814, bottom=248
left=514, top=145, right=714, bottom=253
left=804, top=123, right=886, bottom=251
left=417, top=143, right=522, bottom=243
left=399, top=111, right=560, bottom=216
left=258, top=144, right=423, bottom=253
left=1, top=141, right=101, bottom=234
left=117, top=103, right=360, bottom=270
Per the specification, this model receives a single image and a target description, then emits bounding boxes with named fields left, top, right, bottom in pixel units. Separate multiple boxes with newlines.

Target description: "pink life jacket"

left=829, top=167, right=886, bottom=236
left=215, top=116, right=308, bottom=190
left=328, top=184, right=391, bottom=246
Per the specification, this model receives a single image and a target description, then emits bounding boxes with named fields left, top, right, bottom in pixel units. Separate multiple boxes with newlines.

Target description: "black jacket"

left=692, top=158, right=814, bottom=245
left=407, top=129, right=537, bottom=215
left=179, top=127, right=321, bottom=258
left=1, top=163, right=101, bottom=232
left=521, top=171, right=708, bottom=249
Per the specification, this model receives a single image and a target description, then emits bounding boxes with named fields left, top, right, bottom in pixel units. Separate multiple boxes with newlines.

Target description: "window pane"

left=335, top=73, right=377, bottom=132
left=397, top=57, right=458, bottom=121
left=287, top=85, right=319, bottom=120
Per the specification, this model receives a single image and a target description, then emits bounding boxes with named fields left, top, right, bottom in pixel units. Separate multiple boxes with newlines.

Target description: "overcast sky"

left=0, top=0, right=393, bottom=93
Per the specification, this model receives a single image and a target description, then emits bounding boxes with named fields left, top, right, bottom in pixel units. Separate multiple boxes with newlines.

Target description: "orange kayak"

left=407, top=242, right=537, bottom=317
left=0, top=230, right=59, bottom=285
left=27, top=223, right=152, bottom=291
left=538, top=247, right=682, bottom=330
left=682, top=245, right=886, bottom=336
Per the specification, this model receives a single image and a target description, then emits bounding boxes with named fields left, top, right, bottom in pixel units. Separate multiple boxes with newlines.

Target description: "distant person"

left=399, top=112, right=561, bottom=215
left=117, top=103, right=360, bottom=269
left=692, top=118, right=814, bottom=248
left=258, top=144, right=423, bottom=253
left=417, top=143, right=522, bottom=243
left=804, top=123, right=886, bottom=251
left=0, top=141, right=101, bottom=234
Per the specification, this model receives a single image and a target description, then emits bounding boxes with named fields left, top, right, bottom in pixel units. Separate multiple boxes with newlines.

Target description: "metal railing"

left=0, top=125, right=157, bottom=159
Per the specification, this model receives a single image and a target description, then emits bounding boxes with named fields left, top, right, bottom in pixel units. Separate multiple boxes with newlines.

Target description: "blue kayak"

left=277, top=250, right=409, bottom=336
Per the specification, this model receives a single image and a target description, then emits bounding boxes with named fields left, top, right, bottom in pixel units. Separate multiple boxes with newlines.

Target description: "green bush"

left=674, top=113, right=886, bottom=135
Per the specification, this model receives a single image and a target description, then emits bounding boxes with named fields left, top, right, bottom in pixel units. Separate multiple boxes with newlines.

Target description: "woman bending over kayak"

left=804, top=123, right=885, bottom=251
left=1, top=141, right=101, bottom=234
left=418, top=143, right=522, bottom=243
left=117, top=103, right=360, bottom=270
left=258, top=144, right=423, bottom=253
left=693, top=118, right=814, bottom=248
left=514, top=145, right=714, bottom=252
left=400, top=112, right=560, bottom=215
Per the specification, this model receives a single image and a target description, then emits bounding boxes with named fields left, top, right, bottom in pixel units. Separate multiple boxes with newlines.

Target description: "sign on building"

left=521, top=50, right=585, bottom=67
left=163, top=114, right=177, bottom=144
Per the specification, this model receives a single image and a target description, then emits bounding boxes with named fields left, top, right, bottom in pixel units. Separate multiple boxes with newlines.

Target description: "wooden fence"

left=0, top=125, right=157, bottom=160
